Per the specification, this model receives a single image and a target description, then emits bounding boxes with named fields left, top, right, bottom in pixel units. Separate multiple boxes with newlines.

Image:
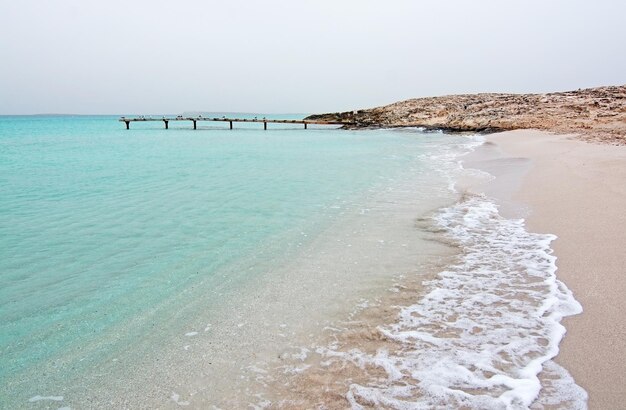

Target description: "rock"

left=306, top=85, right=626, bottom=144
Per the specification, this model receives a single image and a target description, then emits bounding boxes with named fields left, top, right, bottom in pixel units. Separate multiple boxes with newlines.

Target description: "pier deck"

left=119, top=116, right=354, bottom=130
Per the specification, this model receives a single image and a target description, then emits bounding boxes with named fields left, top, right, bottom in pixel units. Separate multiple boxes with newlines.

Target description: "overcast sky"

left=1, top=0, right=624, bottom=115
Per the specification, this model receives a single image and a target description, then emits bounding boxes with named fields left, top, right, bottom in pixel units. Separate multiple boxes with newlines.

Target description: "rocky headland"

left=306, top=85, right=626, bottom=144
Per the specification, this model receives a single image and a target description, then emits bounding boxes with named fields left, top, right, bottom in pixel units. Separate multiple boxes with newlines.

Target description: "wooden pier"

left=118, top=116, right=354, bottom=130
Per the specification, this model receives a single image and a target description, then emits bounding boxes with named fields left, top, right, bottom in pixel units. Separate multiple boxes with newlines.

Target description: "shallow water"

left=0, top=117, right=584, bottom=408
left=234, top=147, right=587, bottom=410
left=0, top=116, right=468, bottom=407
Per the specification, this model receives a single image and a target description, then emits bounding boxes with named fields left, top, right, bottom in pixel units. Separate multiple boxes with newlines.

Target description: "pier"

left=119, top=116, right=354, bottom=130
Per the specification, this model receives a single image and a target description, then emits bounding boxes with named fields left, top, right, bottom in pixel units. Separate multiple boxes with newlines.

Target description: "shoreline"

left=244, top=131, right=590, bottom=408
left=465, top=130, right=626, bottom=408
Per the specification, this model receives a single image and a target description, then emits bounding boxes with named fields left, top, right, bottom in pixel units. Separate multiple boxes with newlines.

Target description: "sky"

left=0, top=0, right=625, bottom=115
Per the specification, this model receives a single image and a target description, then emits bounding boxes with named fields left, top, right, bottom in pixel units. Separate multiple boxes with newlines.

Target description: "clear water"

left=0, top=115, right=464, bottom=406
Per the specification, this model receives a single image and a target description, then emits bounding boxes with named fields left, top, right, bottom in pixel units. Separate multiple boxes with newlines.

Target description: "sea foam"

left=329, top=195, right=587, bottom=409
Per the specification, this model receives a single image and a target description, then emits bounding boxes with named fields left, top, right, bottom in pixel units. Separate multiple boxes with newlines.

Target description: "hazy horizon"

left=1, top=0, right=625, bottom=115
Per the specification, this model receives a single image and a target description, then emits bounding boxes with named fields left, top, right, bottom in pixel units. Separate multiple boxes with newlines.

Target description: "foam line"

left=335, top=195, right=586, bottom=408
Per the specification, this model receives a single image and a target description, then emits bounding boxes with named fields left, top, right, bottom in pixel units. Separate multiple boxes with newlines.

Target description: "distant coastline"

left=306, top=85, right=626, bottom=144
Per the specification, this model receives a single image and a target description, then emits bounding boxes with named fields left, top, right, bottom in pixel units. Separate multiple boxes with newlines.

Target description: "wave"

left=334, top=195, right=586, bottom=409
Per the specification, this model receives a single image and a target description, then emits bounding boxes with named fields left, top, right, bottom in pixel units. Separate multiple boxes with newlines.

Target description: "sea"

left=0, top=115, right=586, bottom=409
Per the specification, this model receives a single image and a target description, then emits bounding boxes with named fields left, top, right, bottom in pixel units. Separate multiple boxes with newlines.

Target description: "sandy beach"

left=466, top=130, right=626, bottom=409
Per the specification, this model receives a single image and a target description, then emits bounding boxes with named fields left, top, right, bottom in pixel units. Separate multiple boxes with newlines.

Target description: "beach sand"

left=466, top=130, right=626, bottom=409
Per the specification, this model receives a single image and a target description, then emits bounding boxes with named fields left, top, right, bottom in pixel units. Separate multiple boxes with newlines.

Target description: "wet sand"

left=466, top=130, right=626, bottom=409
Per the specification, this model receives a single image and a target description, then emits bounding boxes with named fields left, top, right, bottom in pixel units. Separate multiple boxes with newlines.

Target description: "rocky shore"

left=306, top=85, right=626, bottom=144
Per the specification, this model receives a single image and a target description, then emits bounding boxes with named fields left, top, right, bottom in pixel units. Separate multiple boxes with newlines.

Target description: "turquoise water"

left=0, top=115, right=461, bottom=406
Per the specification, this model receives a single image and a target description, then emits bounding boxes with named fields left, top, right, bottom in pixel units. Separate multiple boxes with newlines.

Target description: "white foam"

left=531, top=360, right=588, bottom=409
left=322, top=195, right=586, bottom=409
